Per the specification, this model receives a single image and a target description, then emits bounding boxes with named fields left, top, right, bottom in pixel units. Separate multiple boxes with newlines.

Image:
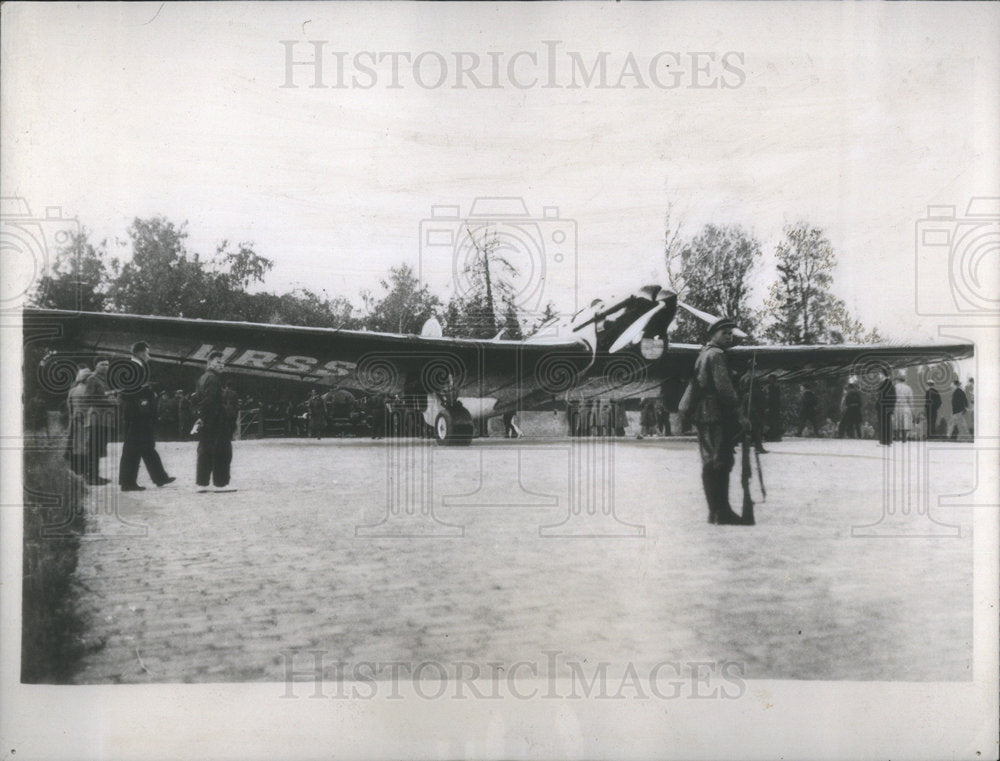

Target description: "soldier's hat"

left=707, top=316, right=738, bottom=336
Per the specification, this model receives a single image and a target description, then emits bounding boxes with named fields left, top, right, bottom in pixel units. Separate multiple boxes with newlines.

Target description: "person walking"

left=947, top=379, right=971, bottom=441
left=118, top=343, right=174, bottom=491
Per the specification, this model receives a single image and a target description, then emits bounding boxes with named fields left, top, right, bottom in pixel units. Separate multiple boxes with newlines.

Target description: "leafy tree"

left=825, top=301, right=883, bottom=344
left=30, top=230, right=111, bottom=311
left=107, top=217, right=210, bottom=316
left=361, top=263, right=441, bottom=334
left=668, top=223, right=762, bottom=343
left=105, top=218, right=275, bottom=320
left=763, top=222, right=878, bottom=345
left=265, top=290, right=361, bottom=329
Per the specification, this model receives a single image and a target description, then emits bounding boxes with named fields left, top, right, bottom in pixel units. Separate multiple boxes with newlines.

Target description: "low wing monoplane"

left=24, top=286, right=973, bottom=444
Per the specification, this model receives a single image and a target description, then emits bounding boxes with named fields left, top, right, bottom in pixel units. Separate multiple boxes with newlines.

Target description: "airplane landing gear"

left=434, top=404, right=473, bottom=446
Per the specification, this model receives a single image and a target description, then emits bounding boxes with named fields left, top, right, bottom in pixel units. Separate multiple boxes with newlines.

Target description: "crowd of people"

left=565, top=399, right=632, bottom=438
left=57, top=343, right=237, bottom=492
left=35, top=340, right=976, bottom=501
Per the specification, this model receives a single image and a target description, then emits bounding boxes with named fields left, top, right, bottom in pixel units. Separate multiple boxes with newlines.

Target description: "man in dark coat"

left=175, top=390, right=192, bottom=439
left=118, top=343, right=174, bottom=491
left=765, top=380, right=783, bottom=442
left=638, top=397, right=657, bottom=439
left=157, top=390, right=177, bottom=441
left=796, top=384, right=823, bottom=437
left=838, top=380, right=863, bottom=439
left=195, top=351, right=234, bottom=490
left=924, top=381, right=942, bottom=440
left=679, top=317, right=749, bottom=525
left=222, top=381, right=240, bottom=439
left=876, top=371, right=896, bottom=446
left=947, top=379, right=971, bottom=441
left=307, top=389, right=327, bottom=439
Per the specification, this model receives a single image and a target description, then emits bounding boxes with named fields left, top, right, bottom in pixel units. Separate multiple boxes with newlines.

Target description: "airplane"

left=23, top=286, right=973, bottom=445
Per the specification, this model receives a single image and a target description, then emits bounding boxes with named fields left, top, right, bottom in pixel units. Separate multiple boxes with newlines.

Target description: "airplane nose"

left=634, top=285, right=662, bottom=302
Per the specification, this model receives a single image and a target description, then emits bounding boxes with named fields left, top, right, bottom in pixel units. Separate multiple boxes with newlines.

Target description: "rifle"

left=740, top=430, right=756, bottom=526
left=740, top=352, right=760, bottom=526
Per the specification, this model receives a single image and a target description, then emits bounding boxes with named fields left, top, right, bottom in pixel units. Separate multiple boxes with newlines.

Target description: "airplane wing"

left=23, top=300, right=974, bottom=442
left=563, top=341, right=974, bottom=404
left=727, top=342, right=974, bottom=384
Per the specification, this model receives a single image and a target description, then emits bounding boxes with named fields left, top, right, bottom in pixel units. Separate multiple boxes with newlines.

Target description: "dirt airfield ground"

left=61, top=433, right=974, bottom=684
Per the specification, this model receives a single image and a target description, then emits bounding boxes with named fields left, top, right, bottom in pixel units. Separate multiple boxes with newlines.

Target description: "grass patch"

left=21, top=440, right=93, bottom=683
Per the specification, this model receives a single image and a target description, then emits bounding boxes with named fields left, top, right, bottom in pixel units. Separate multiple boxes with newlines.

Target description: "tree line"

left=31, top=211, right=880, bottom=345
left=663, top=207, right=880, bottom=345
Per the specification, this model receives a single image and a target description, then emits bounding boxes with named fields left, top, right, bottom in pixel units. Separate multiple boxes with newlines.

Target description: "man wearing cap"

left=118, top=342, right=175, bottom=491
left=680, top=316, right=750, bottom=525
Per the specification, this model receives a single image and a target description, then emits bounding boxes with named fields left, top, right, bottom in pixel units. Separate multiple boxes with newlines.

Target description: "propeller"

left=677, top=301, right=747, bottom=339
left=609, top=302, right=666, bottom=353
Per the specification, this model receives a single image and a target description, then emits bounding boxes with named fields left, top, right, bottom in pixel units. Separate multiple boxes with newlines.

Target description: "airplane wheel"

left=435, top=406, right=473, bottom=446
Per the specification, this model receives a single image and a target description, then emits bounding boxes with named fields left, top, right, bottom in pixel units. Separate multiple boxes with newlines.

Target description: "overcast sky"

left=3, top=2, right=998, bottom=342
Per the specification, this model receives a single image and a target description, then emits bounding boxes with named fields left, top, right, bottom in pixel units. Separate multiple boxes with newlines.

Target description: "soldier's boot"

left=714, top=469, right=745, bottom=525
left=701, top=466, right=718, bottom=524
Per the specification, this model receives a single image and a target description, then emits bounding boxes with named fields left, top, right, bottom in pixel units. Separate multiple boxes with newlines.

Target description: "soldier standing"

left=680, top=317, right=750, bottom=525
